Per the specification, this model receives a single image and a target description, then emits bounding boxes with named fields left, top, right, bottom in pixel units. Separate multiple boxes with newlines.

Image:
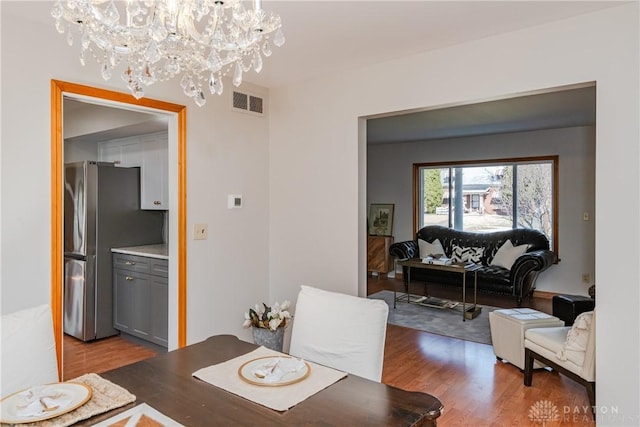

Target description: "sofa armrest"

left=513, top=249, right=557, bottom=272
left=389, top=240, right=418, bottom=260
left=510, top=250, right=557, bottom=300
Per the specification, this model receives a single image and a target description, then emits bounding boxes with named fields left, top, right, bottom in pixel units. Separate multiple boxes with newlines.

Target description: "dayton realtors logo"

left=528, top=400, right=560, bottom=425
left=529, top=400, right=625, bottom=424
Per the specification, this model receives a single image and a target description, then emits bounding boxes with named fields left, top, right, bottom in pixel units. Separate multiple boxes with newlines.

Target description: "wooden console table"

left=367, top=235, right=394, bottom=277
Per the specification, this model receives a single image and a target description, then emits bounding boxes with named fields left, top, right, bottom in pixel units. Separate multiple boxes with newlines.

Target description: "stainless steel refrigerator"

left=64, top=161, right=164, bottom=341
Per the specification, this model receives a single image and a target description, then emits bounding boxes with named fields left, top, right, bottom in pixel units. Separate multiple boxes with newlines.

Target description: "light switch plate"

left=194, top=223, right=208, bottom=240
left=228, top=194, right=243, bottom=209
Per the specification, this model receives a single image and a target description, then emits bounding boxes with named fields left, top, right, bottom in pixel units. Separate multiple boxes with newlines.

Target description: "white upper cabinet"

left=98, top=132, right=168, bottom=210
left=139, top=133, right=168, bottom=210
left=98, top=141, right=142, bottom=167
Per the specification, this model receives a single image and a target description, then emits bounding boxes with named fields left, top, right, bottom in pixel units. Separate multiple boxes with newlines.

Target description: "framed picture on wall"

left=368, top=204, right=394, bottom=236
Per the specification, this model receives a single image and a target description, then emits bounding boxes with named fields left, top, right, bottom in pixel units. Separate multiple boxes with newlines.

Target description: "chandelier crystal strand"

left=52, top=0, right=284, bottom=106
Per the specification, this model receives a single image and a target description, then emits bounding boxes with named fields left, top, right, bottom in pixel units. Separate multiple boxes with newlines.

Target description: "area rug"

left=369, top=290, right=498, bottom=345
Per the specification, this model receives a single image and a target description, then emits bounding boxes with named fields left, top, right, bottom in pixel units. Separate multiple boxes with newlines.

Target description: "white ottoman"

left=489, top=308, right=564, bottom=370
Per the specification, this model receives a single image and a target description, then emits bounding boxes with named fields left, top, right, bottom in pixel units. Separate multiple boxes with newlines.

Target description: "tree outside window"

left=416, top=157, right=556, bottom=250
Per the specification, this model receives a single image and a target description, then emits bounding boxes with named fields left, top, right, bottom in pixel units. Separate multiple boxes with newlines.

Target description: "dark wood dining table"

left=81, top=334, right=443, bottom=426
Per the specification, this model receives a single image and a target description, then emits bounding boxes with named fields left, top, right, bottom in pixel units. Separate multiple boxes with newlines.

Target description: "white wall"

left=64, top=140, right=98, bottom=163
left=0, top=2, right=271, bottom=348
left=368, top=126, right=596, bottom=297
left=270, top=4, right=639, bottom=423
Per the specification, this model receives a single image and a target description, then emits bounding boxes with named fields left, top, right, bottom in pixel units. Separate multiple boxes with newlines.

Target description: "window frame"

left=412, top=155, right=559, bottom=255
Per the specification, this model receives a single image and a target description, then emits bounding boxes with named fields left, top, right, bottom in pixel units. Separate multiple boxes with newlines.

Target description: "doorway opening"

left=50, top=80, right=187, bottom=379
left=364, top=83, right=595, bottom=299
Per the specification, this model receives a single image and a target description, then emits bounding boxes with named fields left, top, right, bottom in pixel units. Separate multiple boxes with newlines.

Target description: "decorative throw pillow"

left=418, top=238, right=445, bottom=258
left=556, top=311, right=594, bottom=361
left=450, top=244, right=484, bottom=264
left=490, top=239, right=529, bottom=270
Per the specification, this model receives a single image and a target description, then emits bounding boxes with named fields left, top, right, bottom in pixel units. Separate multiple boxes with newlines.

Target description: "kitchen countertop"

left=111, top=244, right=168, bottom=260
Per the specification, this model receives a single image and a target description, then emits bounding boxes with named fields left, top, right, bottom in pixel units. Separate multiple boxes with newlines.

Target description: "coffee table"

left=396, top=259, right=482, bottom=321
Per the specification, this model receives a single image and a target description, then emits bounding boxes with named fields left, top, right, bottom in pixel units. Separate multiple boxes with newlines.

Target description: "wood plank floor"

left=371, top=276, right=593, bottom=426
left=63, top=334, right=160, bottom=380
left=62, top=277, right=593, bottom=426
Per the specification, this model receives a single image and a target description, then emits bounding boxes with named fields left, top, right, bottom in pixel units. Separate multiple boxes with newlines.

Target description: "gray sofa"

left=389, top=225, right=557, bottom=306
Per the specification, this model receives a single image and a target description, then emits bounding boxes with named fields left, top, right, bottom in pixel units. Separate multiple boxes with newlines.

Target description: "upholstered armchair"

left=524, top=310, right=595, bottom=411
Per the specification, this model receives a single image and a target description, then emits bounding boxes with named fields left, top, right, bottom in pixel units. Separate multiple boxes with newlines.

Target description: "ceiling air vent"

left=233, top=91, right=248, bottom=110
left=249, top=96, right=263, bottom=114
left=232, top=91, right=264, bottom=116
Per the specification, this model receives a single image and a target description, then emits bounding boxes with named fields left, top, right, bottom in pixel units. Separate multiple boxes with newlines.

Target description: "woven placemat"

left=1, top=373, right=136, bottom=427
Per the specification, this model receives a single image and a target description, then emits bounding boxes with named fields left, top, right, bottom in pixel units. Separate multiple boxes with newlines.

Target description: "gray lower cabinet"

left=113, top=253, right=168, bottom=347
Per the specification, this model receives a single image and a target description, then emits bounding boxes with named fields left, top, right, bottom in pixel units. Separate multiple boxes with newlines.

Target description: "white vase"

left=252, top=327, right=284, bottom=352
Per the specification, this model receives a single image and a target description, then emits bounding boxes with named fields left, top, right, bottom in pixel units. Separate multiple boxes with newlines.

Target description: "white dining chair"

left=1, top=304, right=59, bottom=397
left=289, top=285, right=389, bottom=382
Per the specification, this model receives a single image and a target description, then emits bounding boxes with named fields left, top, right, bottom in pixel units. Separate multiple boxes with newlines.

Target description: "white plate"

left=238, top=356, right=311, bottom=386
left=0, top=382, right=92, bottom=424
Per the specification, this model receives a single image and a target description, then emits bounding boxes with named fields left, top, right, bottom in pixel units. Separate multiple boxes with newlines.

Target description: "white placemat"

left=0, top=373, right=136, bottom=427
left=192, top=346, right=347, bottom=412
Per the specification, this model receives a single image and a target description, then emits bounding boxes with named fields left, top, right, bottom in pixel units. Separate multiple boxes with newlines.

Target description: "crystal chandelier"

left=51, top=0, right=284, bottom=106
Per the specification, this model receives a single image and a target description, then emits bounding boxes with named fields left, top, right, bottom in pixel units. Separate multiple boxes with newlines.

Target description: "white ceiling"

left=63, top=98, right=168, bottom=144
left=9, top=1, right=617, bottom=142
left=258, top=1, right=607, bottom=143
left=251, top=1, right=623, bottom=90
left=367, top=84, right=596, bottom=144
left=7, top=1, right=624, bottom=90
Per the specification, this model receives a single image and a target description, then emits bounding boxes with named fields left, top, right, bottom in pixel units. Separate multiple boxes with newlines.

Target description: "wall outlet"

left=194, top=223, right=208, bottom=240
left=582, top=273, right=590, bottom=284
